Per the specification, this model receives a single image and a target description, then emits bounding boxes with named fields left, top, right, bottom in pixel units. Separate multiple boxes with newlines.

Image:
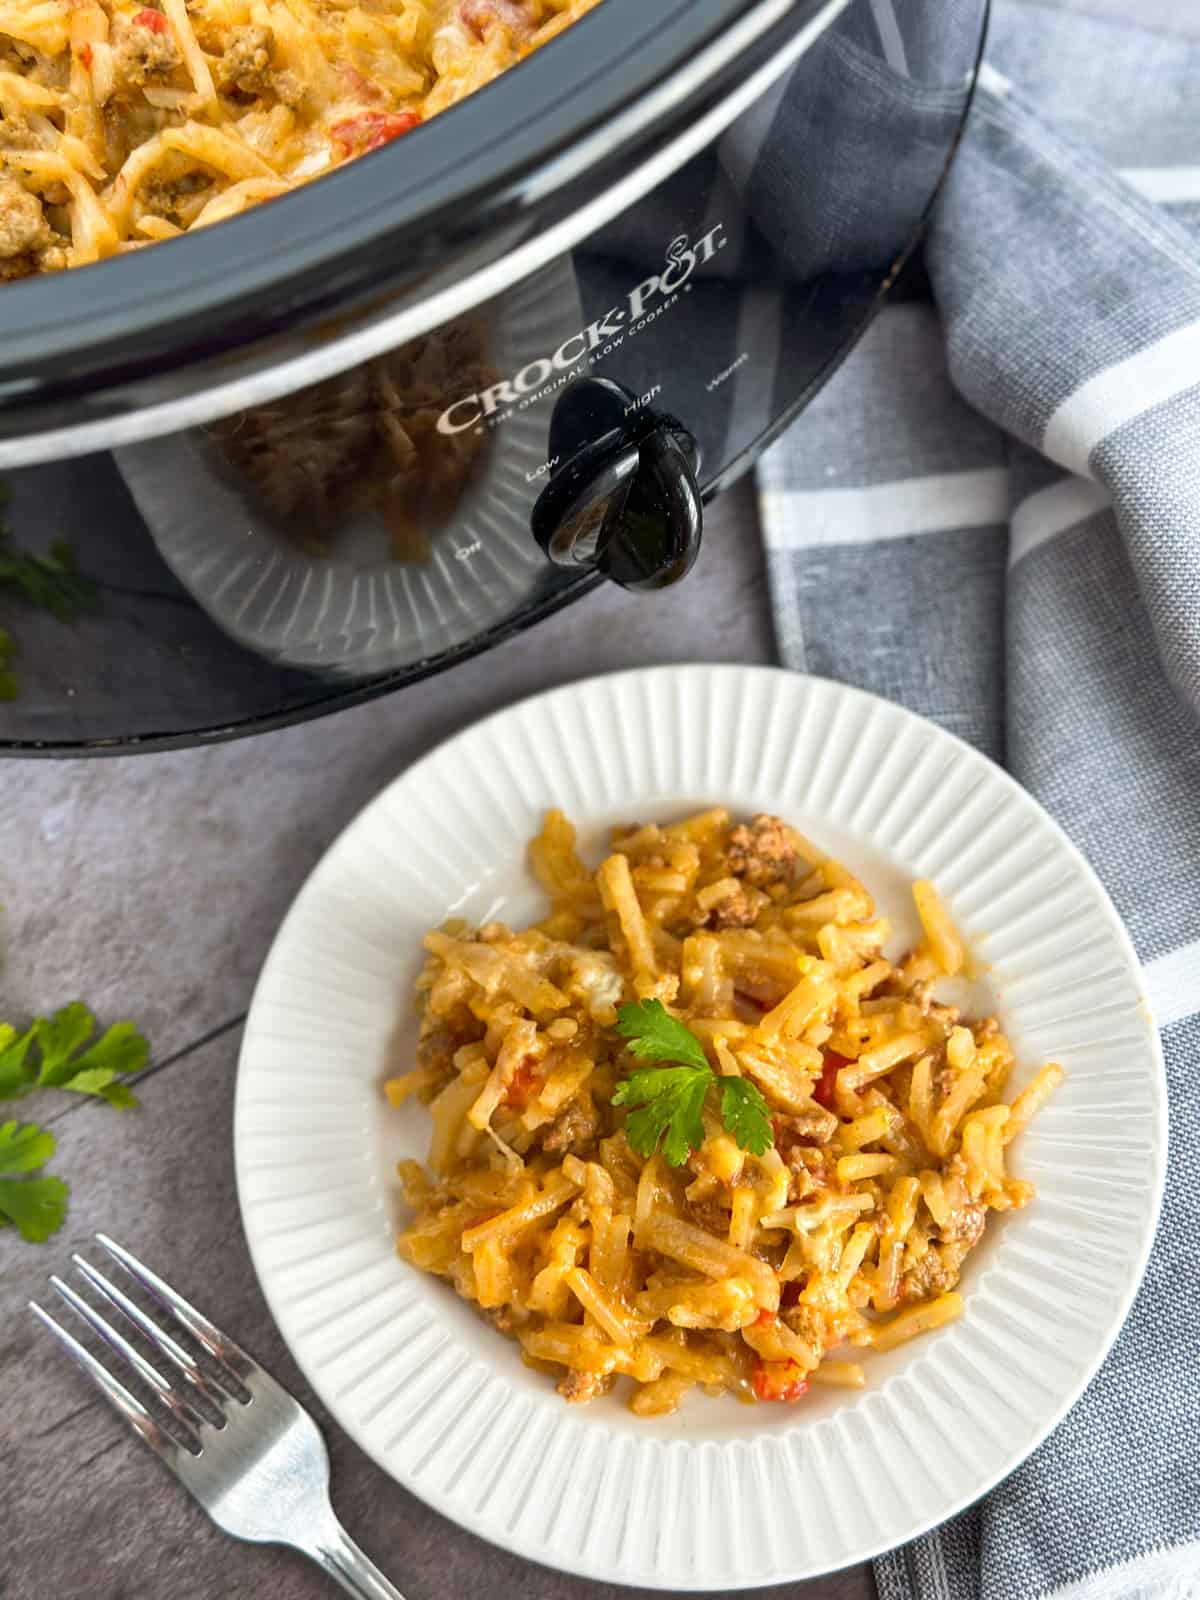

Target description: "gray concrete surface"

left=0, top=476, right=876, bottom=1600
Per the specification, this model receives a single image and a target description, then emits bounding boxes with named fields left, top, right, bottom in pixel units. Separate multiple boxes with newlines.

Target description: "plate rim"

left=234, top=662, right=1168, bottom=1589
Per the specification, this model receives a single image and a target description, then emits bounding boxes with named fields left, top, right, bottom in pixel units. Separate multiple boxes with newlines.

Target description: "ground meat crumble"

left=219, top=25, right=273, bottom=96
left=557, top=1368, right=614, bottom=1403
left=726, top=814, right=800, bottom=888
left=110, top=13, right=182, bottom=88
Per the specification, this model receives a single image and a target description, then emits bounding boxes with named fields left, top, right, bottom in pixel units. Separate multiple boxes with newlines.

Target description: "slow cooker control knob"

left=531, top=378, right=702, bottom=592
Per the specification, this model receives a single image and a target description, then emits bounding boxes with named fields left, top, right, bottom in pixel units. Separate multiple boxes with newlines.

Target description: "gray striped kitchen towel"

left=756, top=2, right=1200, bottom=1598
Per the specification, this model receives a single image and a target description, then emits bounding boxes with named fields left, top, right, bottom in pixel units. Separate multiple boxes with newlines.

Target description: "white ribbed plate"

left=235, top=665, right=1166, bottom=1589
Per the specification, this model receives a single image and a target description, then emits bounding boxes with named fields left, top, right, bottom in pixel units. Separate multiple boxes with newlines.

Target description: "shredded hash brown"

left=390, top=809, right=1063, bottom=1413
left=0, top=0, right=599, bottom=277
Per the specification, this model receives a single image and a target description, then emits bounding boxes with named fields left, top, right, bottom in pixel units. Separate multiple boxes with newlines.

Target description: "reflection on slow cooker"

left=111, top=257, right=589, bottom=678
left=209, top=319, right=497, bottom=560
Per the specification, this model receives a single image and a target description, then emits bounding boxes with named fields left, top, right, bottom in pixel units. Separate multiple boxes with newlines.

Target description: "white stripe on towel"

left=761, top=466, right=1008, bottom=549
left=1043, top=320, right=1200, bottom=476
left=1142, top=939, right=1200, bottom=1031
left=1009, top=477, right=1111, bottom=566
left=1120, top=166, right=1200, bottom=204
left=1043, top=1538, right=1200, bottom=1600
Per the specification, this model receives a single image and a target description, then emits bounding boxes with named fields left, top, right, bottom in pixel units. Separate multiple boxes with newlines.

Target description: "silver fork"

left=29, top=1233, right=405, bottom=1600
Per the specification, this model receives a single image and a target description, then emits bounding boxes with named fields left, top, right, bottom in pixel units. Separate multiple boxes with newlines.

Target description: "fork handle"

left=307, top=1519, right=408, bottom=1600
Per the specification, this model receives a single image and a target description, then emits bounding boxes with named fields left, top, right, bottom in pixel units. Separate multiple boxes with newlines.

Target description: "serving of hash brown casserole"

left=388, top=808, right=1063, bottom=1414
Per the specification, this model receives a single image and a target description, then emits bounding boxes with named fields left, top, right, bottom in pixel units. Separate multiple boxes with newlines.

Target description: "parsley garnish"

left=718, top=1076, right=774, bottom=1157
left=613, top=1064, right=712, bottom=1168
left=0, top=1003, right=148, bottom=1109
left=0, top=889, right=150, bottom=1242
left=0, top=1022, right=38, bottom=1098
left=0, top=1119, right=68, bottom=1243
left=612, top=1000, right=774, bottom=1166
left=0, top=1003, right=149, bottom=1244
left=616, top=998, right=711, bottom=1074
left=36, top=1004, right=147, bottom=1107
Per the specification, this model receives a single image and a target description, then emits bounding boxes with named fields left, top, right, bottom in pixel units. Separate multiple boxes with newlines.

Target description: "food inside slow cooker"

left=209, top=316, right=497, bottom=558
left=0, top=0, right=599, bottom=281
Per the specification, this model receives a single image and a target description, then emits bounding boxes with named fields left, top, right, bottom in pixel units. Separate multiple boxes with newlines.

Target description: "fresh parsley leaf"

left=72, top=1020, right=149, bottom=1080
left=0, top=1004, right=148, bottom=1108
left=613, top=1064, right=712, bottom=1166
left=615, top=999, right=711, bottom=1074
left=0, top=1022, right=37, bottom=1098
left=0, top=1119, right=68, bottom=1243
left=0, top=1119, right=55, bottom=1173
left=0, top=991, right=150, bottom=1242
left=34, top=1002, right=95, bottom=1085
left=60, top=1066, right=140, bottom=1109
left=0, top=1174, right=68, bottom=1243
left=613, top=1001, right=775, bottom=1164
left=34, top=1005, right=147, bottom=1106
left=719, top=1076, right=773, bottom=1157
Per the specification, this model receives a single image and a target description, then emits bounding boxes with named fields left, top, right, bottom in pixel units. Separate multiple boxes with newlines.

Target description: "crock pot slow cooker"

left=0, top=0, right=986, bottom=753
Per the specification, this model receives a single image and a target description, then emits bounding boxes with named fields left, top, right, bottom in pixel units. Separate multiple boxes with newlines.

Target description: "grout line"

left=33, top=1397, right=95, bottom=1440
left=133, top=1011, right=248, bottom=1084
left=71, top=1434, right=129, bottom=1473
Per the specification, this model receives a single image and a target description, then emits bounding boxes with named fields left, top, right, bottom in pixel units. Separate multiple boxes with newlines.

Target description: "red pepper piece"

left=331, top=110, right=421, bottom=155
left=501, top=1059, right=540, bottom=1109
left=813, top=1050, right=850, bottom=1109
left=752, top=1357, right=809, bottom=1402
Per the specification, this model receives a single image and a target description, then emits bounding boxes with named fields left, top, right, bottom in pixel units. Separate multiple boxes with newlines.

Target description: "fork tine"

left=51, top=1275, right=205, bottom=1444
left=72, top=1253, right=233, bottom=1413
left=29, top=1300, right=184, bottom=1463
left=96, top=1233, right=255, bottom=1387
